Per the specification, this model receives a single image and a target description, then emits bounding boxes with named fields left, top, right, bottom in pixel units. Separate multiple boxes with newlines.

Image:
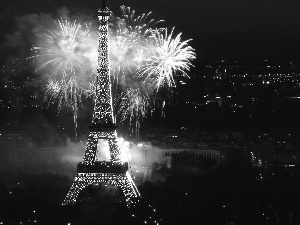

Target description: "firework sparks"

left=46, top=72, right=84, bottom=137
left=137, top=28, right=196, bottom=89
left=117, top=88, right=151, bottom=135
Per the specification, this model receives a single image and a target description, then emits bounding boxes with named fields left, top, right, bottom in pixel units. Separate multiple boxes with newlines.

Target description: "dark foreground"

left=0, top=154, right=299, bottom=225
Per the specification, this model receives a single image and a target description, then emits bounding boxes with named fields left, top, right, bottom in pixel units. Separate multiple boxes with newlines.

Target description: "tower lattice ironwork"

left=63, top=0, right=140, bottom=207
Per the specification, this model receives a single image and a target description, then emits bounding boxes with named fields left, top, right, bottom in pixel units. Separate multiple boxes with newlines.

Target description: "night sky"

left=1, top=0, right=300, bottom=59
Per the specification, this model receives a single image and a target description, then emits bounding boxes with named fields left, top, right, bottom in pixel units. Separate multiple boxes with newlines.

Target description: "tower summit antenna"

left=101, top=0, right=107, bottom=10
left=63, top=0, right=140, bottom=207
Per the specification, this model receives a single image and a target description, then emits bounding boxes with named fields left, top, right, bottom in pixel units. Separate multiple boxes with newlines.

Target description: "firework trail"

left=137, top=28, right=196, bottom=89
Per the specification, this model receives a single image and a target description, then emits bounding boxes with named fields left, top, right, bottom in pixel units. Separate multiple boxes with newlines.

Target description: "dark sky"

left=1, top=0, right=300, bottom=59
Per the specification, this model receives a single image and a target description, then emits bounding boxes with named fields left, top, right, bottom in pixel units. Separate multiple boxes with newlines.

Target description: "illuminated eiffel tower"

left=63, top=0, right=140, bottom=207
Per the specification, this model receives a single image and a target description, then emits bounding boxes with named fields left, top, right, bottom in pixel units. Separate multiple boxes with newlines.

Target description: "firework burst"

left=137, top=28, right=196, bottom=89
left=110, top=5, right=163, bottom=39
left=109, top=36, right=137, bottom=78
left=31, top=19, right=97, bottom=75
left=108, top=5, right=163, bottom=81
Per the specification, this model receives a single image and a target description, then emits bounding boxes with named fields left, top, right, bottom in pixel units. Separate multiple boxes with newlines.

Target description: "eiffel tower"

left=63, top=0, right=140, bottom=207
